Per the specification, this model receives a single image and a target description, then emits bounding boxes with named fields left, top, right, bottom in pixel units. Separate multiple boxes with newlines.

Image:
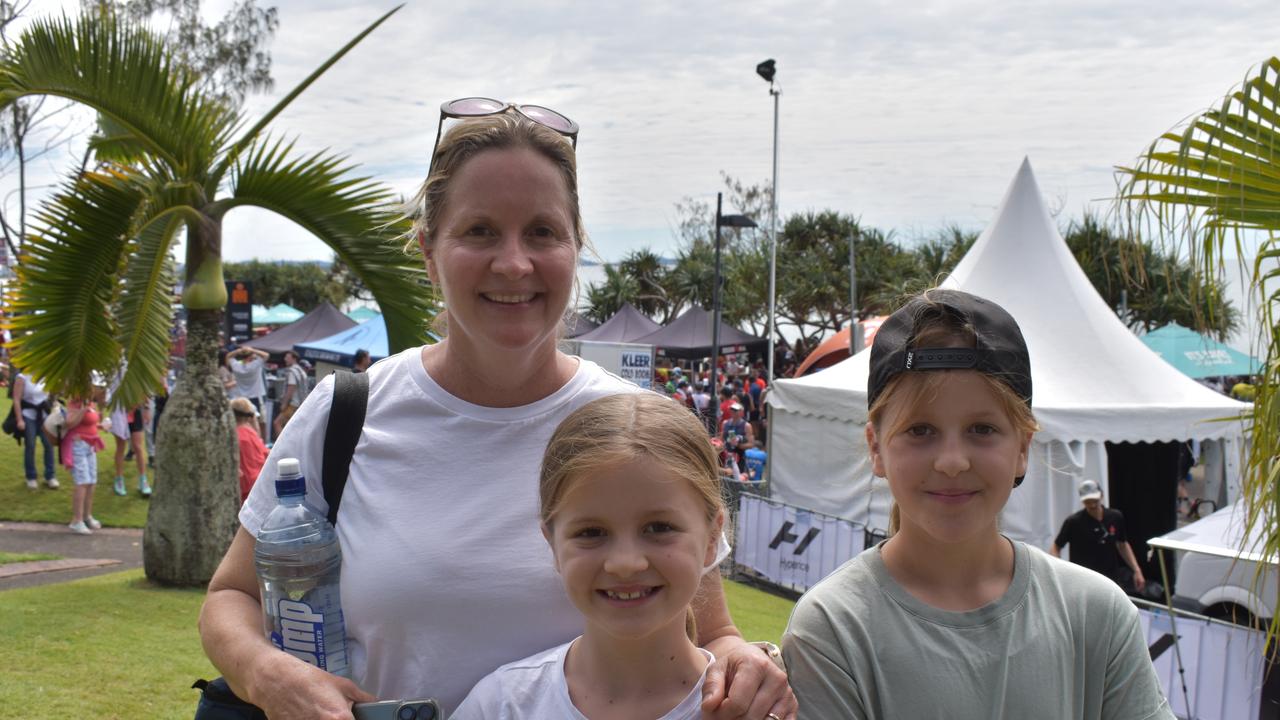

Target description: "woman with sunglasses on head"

left=199, top=99, right=796, bottom=720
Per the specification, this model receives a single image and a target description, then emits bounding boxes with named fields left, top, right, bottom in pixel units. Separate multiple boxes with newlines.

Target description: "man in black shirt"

left=1051, top=479, right=1146, bottom=593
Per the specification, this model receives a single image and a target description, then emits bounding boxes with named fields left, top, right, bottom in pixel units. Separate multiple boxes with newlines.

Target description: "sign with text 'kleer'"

left=734, top=494, right=864, bottom=592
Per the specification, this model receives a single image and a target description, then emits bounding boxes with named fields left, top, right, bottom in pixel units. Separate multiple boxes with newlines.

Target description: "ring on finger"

left=766, top=714, right=783, bottom=720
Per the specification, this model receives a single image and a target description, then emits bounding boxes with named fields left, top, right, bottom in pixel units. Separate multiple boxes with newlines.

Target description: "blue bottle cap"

left=275, top=476, right=305, bottom=497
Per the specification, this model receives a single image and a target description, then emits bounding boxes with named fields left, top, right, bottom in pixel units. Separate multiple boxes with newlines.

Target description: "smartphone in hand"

left=352, top=699, right=441, bottom=720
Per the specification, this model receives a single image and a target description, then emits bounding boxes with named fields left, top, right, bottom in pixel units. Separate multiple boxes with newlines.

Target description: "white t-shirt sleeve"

left=449, top=672, right=507, bottom=720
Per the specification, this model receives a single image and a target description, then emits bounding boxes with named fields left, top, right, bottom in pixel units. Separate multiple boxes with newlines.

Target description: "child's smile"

left=545, top=458, right=720, bottom=641
left=869, top=370, right=1032, bottom=545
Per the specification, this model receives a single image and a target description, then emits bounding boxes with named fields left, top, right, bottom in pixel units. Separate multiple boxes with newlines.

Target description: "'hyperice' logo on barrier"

left=769, top=522, right=820, bottom=555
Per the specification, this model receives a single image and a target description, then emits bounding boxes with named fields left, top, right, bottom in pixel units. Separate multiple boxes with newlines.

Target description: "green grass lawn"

left=723, top=576, right=797, bottom=644
left=0, top=397, right=152, bottom=528
left=0, top=569, right=795, bottom=718
left=0, top=551, right=60, bottom=565
left=0, top=569, right=215, bottom=719
left=0, top=397, right=799, bottom=716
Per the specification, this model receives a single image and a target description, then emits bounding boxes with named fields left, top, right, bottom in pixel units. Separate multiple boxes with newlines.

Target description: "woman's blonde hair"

left=407, top=112, right=592, bottom=336
left=540, top=393, right=724, bottom=640
left=867, top=305, right=1039, bottom=536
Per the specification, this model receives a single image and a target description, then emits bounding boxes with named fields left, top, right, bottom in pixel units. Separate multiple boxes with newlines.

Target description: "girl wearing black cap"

left=781, top=289, right=1173, bottom=719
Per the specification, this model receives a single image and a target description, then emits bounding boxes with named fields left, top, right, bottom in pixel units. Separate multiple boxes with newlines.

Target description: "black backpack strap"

left=322, top=371, right=369, bottom=527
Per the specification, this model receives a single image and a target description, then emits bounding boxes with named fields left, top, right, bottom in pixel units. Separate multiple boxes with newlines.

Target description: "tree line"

left=223, top=258, right=368, bottom=312
left=586, top=175, right=1239, bottom=349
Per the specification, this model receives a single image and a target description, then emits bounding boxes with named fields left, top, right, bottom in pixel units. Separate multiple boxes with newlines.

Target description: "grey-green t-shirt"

left=782, top=539, right=1174, bottom=720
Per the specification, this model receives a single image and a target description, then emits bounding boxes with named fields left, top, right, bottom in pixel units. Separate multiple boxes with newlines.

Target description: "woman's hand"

left=201, top=528, right=374, bottom=720
left=15, top=415, right=24, bottom=431
left=701, top=640, right=797, bottom=720
left=249, top=651, right=375, bottom=720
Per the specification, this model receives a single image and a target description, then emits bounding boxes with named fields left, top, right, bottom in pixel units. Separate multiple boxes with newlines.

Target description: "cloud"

left=7, top=0, right=1280, bottom=268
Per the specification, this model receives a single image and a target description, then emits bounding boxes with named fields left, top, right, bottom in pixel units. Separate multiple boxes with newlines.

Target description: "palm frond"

left=6, top=168, right=142, bottom=398
left=0, top=12, right=237, bottom=177
left=1117, top=55, right=1280, bottom=641
left=88, top=112, right=152, bottom=166
left=220, top=135, right=433, bottom=351
left=110, top=213, right=181, bottom=411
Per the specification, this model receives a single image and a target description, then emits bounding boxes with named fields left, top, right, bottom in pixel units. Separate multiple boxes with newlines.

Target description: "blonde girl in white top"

left=455, top=393, right=784, bottom=720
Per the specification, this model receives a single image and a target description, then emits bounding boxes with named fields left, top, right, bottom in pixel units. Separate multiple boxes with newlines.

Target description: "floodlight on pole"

left=756, top=59, right=776, bottom=83
left=758, top=58, right=781, bottom=384
left=710, top=192, right=757, bottom=435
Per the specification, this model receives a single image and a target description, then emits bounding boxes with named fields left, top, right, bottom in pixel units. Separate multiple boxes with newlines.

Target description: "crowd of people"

left=5, top=331, right=363, bottom=535
left=7, top=360, right=168, bottom=534
left=656, top=360, right=770, bottom=483
left=219, top=343, right=366, bottom=503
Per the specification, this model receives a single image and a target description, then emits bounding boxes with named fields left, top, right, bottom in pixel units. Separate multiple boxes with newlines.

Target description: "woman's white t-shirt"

left=17, top=373, right=48, bottom=420
left=238, top=348, right=647, bottom=713
left=452, top=639, right=713, bottom=720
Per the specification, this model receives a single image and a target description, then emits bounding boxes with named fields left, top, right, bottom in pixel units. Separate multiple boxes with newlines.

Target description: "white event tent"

left=766, top=159, right=1250, bottom=551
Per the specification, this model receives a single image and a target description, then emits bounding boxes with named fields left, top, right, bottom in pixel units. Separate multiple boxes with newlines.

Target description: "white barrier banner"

left=1138, top=606, right=1266, bottom=720
left=734, top=494, right=864, bottom=592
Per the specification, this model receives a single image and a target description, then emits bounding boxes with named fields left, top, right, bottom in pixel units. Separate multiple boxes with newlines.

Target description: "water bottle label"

left=270, top=598, right=329, bottom=670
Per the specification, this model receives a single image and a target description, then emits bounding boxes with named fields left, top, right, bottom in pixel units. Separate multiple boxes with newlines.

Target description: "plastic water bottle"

left=253, top=457, right=350, bottom=677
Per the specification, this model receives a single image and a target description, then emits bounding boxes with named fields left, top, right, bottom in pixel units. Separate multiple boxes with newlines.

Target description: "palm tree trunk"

left=143, top=307, right=239, bottom=586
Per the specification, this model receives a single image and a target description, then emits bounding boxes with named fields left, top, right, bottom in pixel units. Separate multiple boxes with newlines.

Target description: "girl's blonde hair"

left=540, top=393, right=724, bottom=640
left=407, top=111, right=592, bottom=336
left=868, top=307, right=1039, bottom=536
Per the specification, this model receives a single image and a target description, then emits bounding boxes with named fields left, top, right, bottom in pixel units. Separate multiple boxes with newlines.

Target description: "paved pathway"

left=0, top=521, right=143, bottom=591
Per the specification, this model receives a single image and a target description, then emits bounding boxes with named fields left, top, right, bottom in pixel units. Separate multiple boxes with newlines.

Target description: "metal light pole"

left=711, top=193, right=758, bottom=434
left=757, top=58, right=780, bottom=382
left=849, top=231, right=863, bottom=355
left=711, top=192, right=723, bottom=433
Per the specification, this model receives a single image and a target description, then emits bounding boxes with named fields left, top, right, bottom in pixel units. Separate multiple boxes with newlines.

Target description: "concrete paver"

left=0, top=520, right=143, bottom=591
left=0, top=557, right=121, bottom=579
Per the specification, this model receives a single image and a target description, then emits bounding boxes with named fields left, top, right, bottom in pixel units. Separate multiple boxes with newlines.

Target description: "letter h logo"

left=769, top=521, right=820, bottom=555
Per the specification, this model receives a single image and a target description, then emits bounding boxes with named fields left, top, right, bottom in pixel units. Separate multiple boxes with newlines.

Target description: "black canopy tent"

left=243, top=302, right=357, bottom=356
left=632, top=305, right=766, bottom=360
left=573, top=303, right=661, bottom=343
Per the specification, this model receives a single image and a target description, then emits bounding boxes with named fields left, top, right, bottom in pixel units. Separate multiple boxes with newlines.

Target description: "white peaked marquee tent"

left=766, top=159, right=1251, bottom=551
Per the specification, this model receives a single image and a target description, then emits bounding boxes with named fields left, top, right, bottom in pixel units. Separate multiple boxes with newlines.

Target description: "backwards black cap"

left=867, top=289, right=1032, bottom=411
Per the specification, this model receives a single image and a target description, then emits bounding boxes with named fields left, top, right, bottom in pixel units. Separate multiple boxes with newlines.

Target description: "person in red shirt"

left=718, top=386, right=736, bottom=422
left=62, top=378, right=108, bottom=534
left=231, top=397, right=267, bottom=504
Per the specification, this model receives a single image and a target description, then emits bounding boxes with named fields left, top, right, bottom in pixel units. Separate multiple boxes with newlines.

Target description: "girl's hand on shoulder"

left=251, top=652, right=375, bottom=720
left=701, top=640, right=797, bottom=720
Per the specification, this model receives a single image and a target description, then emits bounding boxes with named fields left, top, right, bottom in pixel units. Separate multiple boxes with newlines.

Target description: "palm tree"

left=1117, top=56, right=1279, bottom=630
left=664, top=239, right=715, bottom=321
left=617, top=248, right=669, bottom=318
left=584, top=264, right=641, bottom=323
left=0, top=7, right=433, bottom=586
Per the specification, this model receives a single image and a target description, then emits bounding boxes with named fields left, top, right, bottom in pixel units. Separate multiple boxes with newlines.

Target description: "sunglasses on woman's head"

left=430, top=97, right=579, bottom=168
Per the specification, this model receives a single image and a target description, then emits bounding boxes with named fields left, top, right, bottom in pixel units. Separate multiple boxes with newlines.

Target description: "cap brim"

left=1080, top=492, right=1102, bottom=501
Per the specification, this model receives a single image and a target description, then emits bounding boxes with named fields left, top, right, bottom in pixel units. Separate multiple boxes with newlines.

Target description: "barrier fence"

left=732, top=493, right=865, bottom=592
left=1134, top=598, right=1271, bottom=720
left=731, top=493, right=1274, bottom=719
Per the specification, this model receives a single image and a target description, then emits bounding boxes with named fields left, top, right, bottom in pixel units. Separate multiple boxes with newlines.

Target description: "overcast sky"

left=11, top=0, right=1280, bottom=281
